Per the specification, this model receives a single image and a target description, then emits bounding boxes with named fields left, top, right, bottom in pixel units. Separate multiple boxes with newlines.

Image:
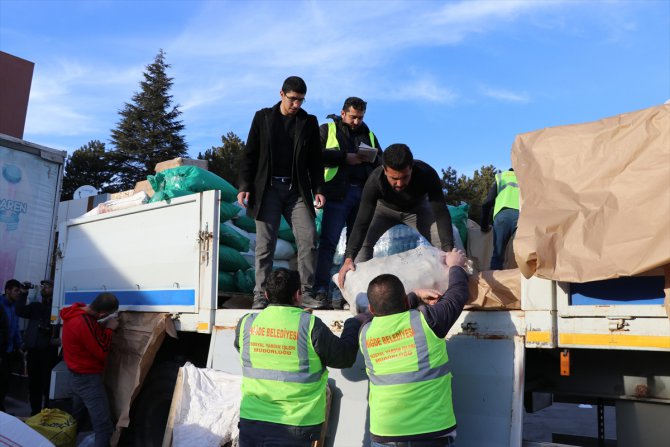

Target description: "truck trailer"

left=50, top=104, right=670, bottom=446
left=0, top=133, right=65, bottom=292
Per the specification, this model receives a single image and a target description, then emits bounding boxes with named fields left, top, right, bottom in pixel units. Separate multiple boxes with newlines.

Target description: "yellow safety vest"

left=239, top=306, right=327, bottom=426
left=324, top=121, right=376, bottom=182
left=360, top=310, right=456, bottom=437
left=493, top=171, right=520, bottom=218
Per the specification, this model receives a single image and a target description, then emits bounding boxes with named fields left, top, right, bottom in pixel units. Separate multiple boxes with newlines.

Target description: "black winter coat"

left=238, top=102, right=323, bottom=218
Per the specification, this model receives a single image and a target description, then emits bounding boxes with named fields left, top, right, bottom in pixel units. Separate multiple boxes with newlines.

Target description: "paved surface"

left=6, top=372, right=617, bottom=446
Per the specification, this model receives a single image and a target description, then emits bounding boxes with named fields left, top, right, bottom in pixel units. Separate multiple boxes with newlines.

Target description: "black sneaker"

left=251, top=294, right=268, bottom=310
left=331, top=299, right=344, bottom=310
left=301, top=292, right=332, bottom=310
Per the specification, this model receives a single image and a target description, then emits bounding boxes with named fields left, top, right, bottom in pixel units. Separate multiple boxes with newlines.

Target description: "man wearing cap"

left=314, top=97, right=381, bottom=308
left=15, top=279, right=60, bottom=415
left=238, top=76, right=327, bottom=310
left=338, top=144, right=455, bottom=288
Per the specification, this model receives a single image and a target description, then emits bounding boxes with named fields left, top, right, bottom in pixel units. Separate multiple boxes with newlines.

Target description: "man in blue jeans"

left=314, top=97, right=381, bottom=308
left=61, top=293, right=119, bottom=447
left=480, top=168, right=520, bottom=270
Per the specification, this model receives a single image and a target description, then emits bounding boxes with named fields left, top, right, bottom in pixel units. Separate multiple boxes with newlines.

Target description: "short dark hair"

left=342, top=97, right=367, bottom=112
left=367, top=274, right=407, bottom=316
left=264, top=268, right=301, bottom=305
left=90, top=292, right=119, bottom=314
left=282, top=76, right=307, bottom=95
left=4, top=279, right=20, bottom=292
left=382, top=144, right=414, bottom=170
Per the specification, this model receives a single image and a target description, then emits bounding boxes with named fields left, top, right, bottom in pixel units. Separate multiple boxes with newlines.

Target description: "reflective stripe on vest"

left=241, top=311, right=323, bottom=383
left=324, top=121, right=376, bottom=182
left=239, top=306, right=328, bottom=426
left=360, top=311, right=451, bottom=385
left=360, top=309, right=456, bottom=437
left=493, top=171, right=520, bottom=218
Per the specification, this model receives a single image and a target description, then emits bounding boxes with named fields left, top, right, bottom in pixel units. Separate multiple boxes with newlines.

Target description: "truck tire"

left=126, top=361, right=181, bottom=447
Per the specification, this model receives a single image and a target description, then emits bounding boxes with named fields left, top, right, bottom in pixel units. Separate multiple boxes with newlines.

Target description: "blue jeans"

left=490, top=208, right=519, bottom=270
left=314, top=185, right=362, bottom=291
left=238, top=418, right=321, bottom=447
left=70, top=372, right=114, bottom=447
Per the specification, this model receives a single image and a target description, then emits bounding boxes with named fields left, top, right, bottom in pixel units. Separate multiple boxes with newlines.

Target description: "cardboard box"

left=154, top=157, right=208, bottom=173
left=133, top=180, right=155, bottom=198
left=109, top=189, right=135, bottom=200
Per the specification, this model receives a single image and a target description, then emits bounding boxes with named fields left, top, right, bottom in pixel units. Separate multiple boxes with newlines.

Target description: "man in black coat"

left=15, top=279, right=60, bottom=415
left=238, top=76, right=327, bottom=310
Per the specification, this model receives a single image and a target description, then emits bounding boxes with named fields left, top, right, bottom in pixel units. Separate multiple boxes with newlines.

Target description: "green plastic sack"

left=315, top=208, right=323, bottom=236
left=220, top=224, right=250, bottom=252
left=218, top=271, right=237, bottom=292
left=233, top=215, right=256, bottom=233
left=277, top=216, right=294, bottom=242
left=26, top=408, right=77, bottom=447
left=148, top=166, right=238, bottom=202
left=220, top=201, right=240, bottom=222
left=148, top=189, right=194, bottom=203
left=235, top=269, right=255, bottom=293
left=219, top=244, right=251, bottom=272
left=448, top=203, right=469, bottom=247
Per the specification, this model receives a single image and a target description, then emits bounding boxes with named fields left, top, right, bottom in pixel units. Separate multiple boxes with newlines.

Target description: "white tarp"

left=0, top=411, right=54, bottom=447
left=171, top=363, right=241, bottom=447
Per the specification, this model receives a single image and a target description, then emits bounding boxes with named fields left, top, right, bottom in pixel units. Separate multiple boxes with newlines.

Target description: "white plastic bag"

left=333, top=245, right=457, bottom=313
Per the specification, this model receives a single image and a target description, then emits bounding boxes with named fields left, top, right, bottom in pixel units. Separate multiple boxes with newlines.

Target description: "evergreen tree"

left=110, top=49, right=187, bottom=190
left=61, top=140, right=115, bottom=201
left=197, top=132, right=245, bottom=188
left=441, top=164, right=498, bottom=224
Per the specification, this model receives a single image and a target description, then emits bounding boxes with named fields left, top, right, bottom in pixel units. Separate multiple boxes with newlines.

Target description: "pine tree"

left=197, top=132, right=245, bottom=188
left=110, top=49, right=187, bottom=190
left=61, top=140, right=115, bottom=201
left=441, top=164, right=498, bottom=224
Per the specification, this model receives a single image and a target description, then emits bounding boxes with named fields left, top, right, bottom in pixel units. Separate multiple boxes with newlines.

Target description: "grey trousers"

left=356, top=200, right=442, bottom=262
left=255, top=183, right=317, bottom=294
left=70, top=372, right=114, bottom=447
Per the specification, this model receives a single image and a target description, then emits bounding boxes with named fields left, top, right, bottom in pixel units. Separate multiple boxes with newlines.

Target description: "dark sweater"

left=344, top=160, right=455, bottom=259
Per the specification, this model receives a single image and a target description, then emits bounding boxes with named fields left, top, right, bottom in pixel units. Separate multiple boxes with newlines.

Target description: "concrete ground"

left=6, top=372, right=617, bottom=447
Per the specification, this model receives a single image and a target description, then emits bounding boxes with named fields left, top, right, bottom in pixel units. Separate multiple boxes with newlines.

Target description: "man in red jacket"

left=61, top=292, right=119, bottom=447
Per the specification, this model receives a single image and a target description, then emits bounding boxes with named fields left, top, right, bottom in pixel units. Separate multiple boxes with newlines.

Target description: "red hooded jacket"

left=60, top=303, right=114, bottom=374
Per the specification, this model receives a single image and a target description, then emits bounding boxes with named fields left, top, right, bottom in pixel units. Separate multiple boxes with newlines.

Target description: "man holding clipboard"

left=315, top=97, right=382, bottom=308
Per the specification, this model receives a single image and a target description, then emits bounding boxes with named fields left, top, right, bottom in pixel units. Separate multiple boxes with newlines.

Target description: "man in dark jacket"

left=15, top=279, right=60, bottom=415
left=238, top=76, right=326, bottom=310
left=234, top=268, right=364, bottom=446
left=315, top=97, right=381, bottom=308
left=338, top=144, right=455, bottom=287
left=0, top=278, right=22, bottom=411
left=360, top=249, right=469, bottom=446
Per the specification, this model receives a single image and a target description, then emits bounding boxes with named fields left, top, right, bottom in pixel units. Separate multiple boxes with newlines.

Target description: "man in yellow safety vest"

left=315, top=97, right=381, bottom=309
left=234, top=268, right=365, bottom=446
left=481, top=168, right=520, bottom=270
left=360, top=249, right=469, bottom=446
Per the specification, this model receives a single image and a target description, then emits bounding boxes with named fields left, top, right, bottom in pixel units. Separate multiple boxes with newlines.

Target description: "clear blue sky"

left=1, top=0, right=668, bottom=176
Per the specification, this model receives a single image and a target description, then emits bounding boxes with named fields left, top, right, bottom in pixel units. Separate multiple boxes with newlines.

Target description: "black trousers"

left=26, top=347, right=59, bottom=415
